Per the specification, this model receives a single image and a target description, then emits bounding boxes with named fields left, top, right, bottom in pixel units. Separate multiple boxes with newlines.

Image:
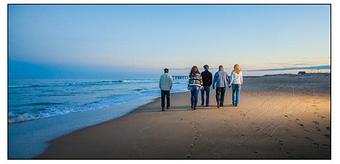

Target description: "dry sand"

left=38, top=74, right=330, bottom=159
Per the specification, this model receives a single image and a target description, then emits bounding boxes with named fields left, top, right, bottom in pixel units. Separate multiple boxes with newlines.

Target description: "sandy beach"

left=38, top=74, right=330, bottom=159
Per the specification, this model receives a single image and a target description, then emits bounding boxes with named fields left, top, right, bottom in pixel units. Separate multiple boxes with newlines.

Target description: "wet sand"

left=38, top=73, right=331, bottom=159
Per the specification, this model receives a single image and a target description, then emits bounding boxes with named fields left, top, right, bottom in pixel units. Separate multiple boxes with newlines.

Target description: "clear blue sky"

left=9, top=5, right=330, bottom=78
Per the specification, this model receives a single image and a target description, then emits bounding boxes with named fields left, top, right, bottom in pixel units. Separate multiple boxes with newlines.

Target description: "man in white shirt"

left=159, top=68, right=173, bottom=111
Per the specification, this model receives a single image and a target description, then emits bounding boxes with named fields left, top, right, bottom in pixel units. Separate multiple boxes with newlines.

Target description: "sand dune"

left=38, top=74, right=330, bottom=159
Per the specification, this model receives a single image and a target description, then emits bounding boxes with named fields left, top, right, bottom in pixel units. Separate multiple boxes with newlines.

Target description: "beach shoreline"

left=37, top=74, right=330, bottom=159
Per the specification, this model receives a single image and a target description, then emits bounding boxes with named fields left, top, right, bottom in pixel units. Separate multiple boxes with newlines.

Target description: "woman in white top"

left=229, top=64, right=243, bottom=107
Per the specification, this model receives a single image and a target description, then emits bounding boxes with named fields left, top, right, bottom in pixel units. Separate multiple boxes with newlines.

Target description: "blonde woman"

left=229, top=64, right=243, bottom=107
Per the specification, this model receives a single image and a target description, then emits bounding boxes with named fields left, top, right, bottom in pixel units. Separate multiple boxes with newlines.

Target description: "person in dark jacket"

left=200, top=65, right=213, bottom=107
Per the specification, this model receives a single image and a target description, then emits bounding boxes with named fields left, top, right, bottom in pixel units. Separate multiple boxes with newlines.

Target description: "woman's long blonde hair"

left=234, top=64, right=241, bottom=74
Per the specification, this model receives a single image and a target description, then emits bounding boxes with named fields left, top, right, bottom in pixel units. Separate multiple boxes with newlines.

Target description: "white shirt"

left=230, top=71, right=243, bottom=85
left=159, top=73, right=173, bottom=91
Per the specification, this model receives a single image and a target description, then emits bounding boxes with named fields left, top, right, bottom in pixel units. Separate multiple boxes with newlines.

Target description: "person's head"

left=190, top=66, right=200, bottom=75
left=218, top=65, right=224, bottom=71
left=234, top=64, right=241, bottom=74
left=164, top=68, right=169, bottom=73
left=203, top=65, right=209, bottom=71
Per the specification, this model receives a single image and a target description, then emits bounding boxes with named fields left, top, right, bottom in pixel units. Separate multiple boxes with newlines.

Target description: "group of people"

left=159, top=64, right=243, bottom=111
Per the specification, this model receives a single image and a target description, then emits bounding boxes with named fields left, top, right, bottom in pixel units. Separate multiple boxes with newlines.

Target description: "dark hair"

left=203, top=65, right=209, bottom=70
left=218, top=65, right=223, bottom=70
left=164, top=68, right=169, bottom=73
left=190, top=66, right=200, bottom=76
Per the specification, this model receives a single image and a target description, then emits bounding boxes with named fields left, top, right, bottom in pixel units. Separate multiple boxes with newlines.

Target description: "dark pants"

left=190, top=86, right=200, bottom=107
left=201, top=86, right=210, bottom=106
left=161, top=90, right=170, bottom=109
left=215, top=87, right=226, bottom=106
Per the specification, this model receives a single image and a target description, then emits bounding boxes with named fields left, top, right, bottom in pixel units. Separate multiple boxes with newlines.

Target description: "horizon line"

left=170, top=65, right=330, bottom=71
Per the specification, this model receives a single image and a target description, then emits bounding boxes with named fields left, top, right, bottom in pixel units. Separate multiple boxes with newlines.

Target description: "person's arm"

left=200, top=75, right=203, bottom=88
left=226, top=72, right=230, bottom=85
left=229, top=72, right=234, bottom=86
left=240, top=72, right=243, bottom=85
left=159, top=76, right=162, bottom=89
left=212, top=73, right=217, bottom=89
left=187, top=76, right=192, bottom=90
left=169, top=76, right=173, bottom=89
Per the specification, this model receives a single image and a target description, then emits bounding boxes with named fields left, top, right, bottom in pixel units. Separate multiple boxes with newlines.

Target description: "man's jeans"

left=190, top=86, right=200, bottom=107
left=161, top=90, right=170, bottom=109
left=201, top=86, right=210, bottom=106
left=232, top=84, right=241, bottom=106
left=215, top=87, right=226, bottom=106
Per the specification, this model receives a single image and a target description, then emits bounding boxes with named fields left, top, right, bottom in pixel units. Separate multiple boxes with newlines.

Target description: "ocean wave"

left=8, top=92, right=153, bottom=123
left=12, top=102, right=63, bottom=108
left=121, top=79, right=157, bottom=83
left=9, top=103, right=106, bottom=123
left=9, top=79, right=158, bottom=89
left=8, top=78, right=187, bottom=124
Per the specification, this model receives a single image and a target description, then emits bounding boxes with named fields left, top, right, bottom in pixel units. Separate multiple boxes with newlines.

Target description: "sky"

left=8, top=5, right=330, bottom=78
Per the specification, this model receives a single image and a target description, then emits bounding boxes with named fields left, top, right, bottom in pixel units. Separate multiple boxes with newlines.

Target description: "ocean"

left=8, top=77, right=187, bottom=158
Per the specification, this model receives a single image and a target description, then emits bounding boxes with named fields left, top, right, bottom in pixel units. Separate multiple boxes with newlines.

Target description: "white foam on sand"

left=8, top=95, right=160, bottom=159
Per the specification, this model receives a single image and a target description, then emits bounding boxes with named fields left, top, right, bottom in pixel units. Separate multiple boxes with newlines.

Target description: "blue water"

left=8, top=77, right=187, bottom=158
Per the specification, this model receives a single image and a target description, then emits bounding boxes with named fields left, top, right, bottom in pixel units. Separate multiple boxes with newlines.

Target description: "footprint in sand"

left=278, top=140, right=284, bottom=146
left=315, top=127, right=321, bottom=132
left=263, top=132, right=273, bottom=138
left=253, top=151, right=260, bottom=157
left=285, top=151, right=294, bottom=158
left=296, top=118, right=300, bottom=121
left=324, top=134, right=330, bottom=138
left=304, top=136, right=314, bottom=142
left=322, top=144, right=330, bottom=147
left=240, top=113, right=247, bottom=117
left=317, top=115, right=326, bottom=119
left=297, top=123, right=304, bottom=127
left=312, top=142, right=320, bottom=148
left=312, top=121, right=320, bottom=125
left=187, top=122, right=201, bottom=156
left=284, top=114, right=289, bottom=118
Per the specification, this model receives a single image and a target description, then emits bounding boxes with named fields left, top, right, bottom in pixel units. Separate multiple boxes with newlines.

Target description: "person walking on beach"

left=201, top=65, right=213, bottom=107
left=188, top=66, right=203, bottom=110
left=159, top=68, right=173, bottom=111
left=229, top=64, right=243, bottom=107
left=213, top=65, right=229, bottom=108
